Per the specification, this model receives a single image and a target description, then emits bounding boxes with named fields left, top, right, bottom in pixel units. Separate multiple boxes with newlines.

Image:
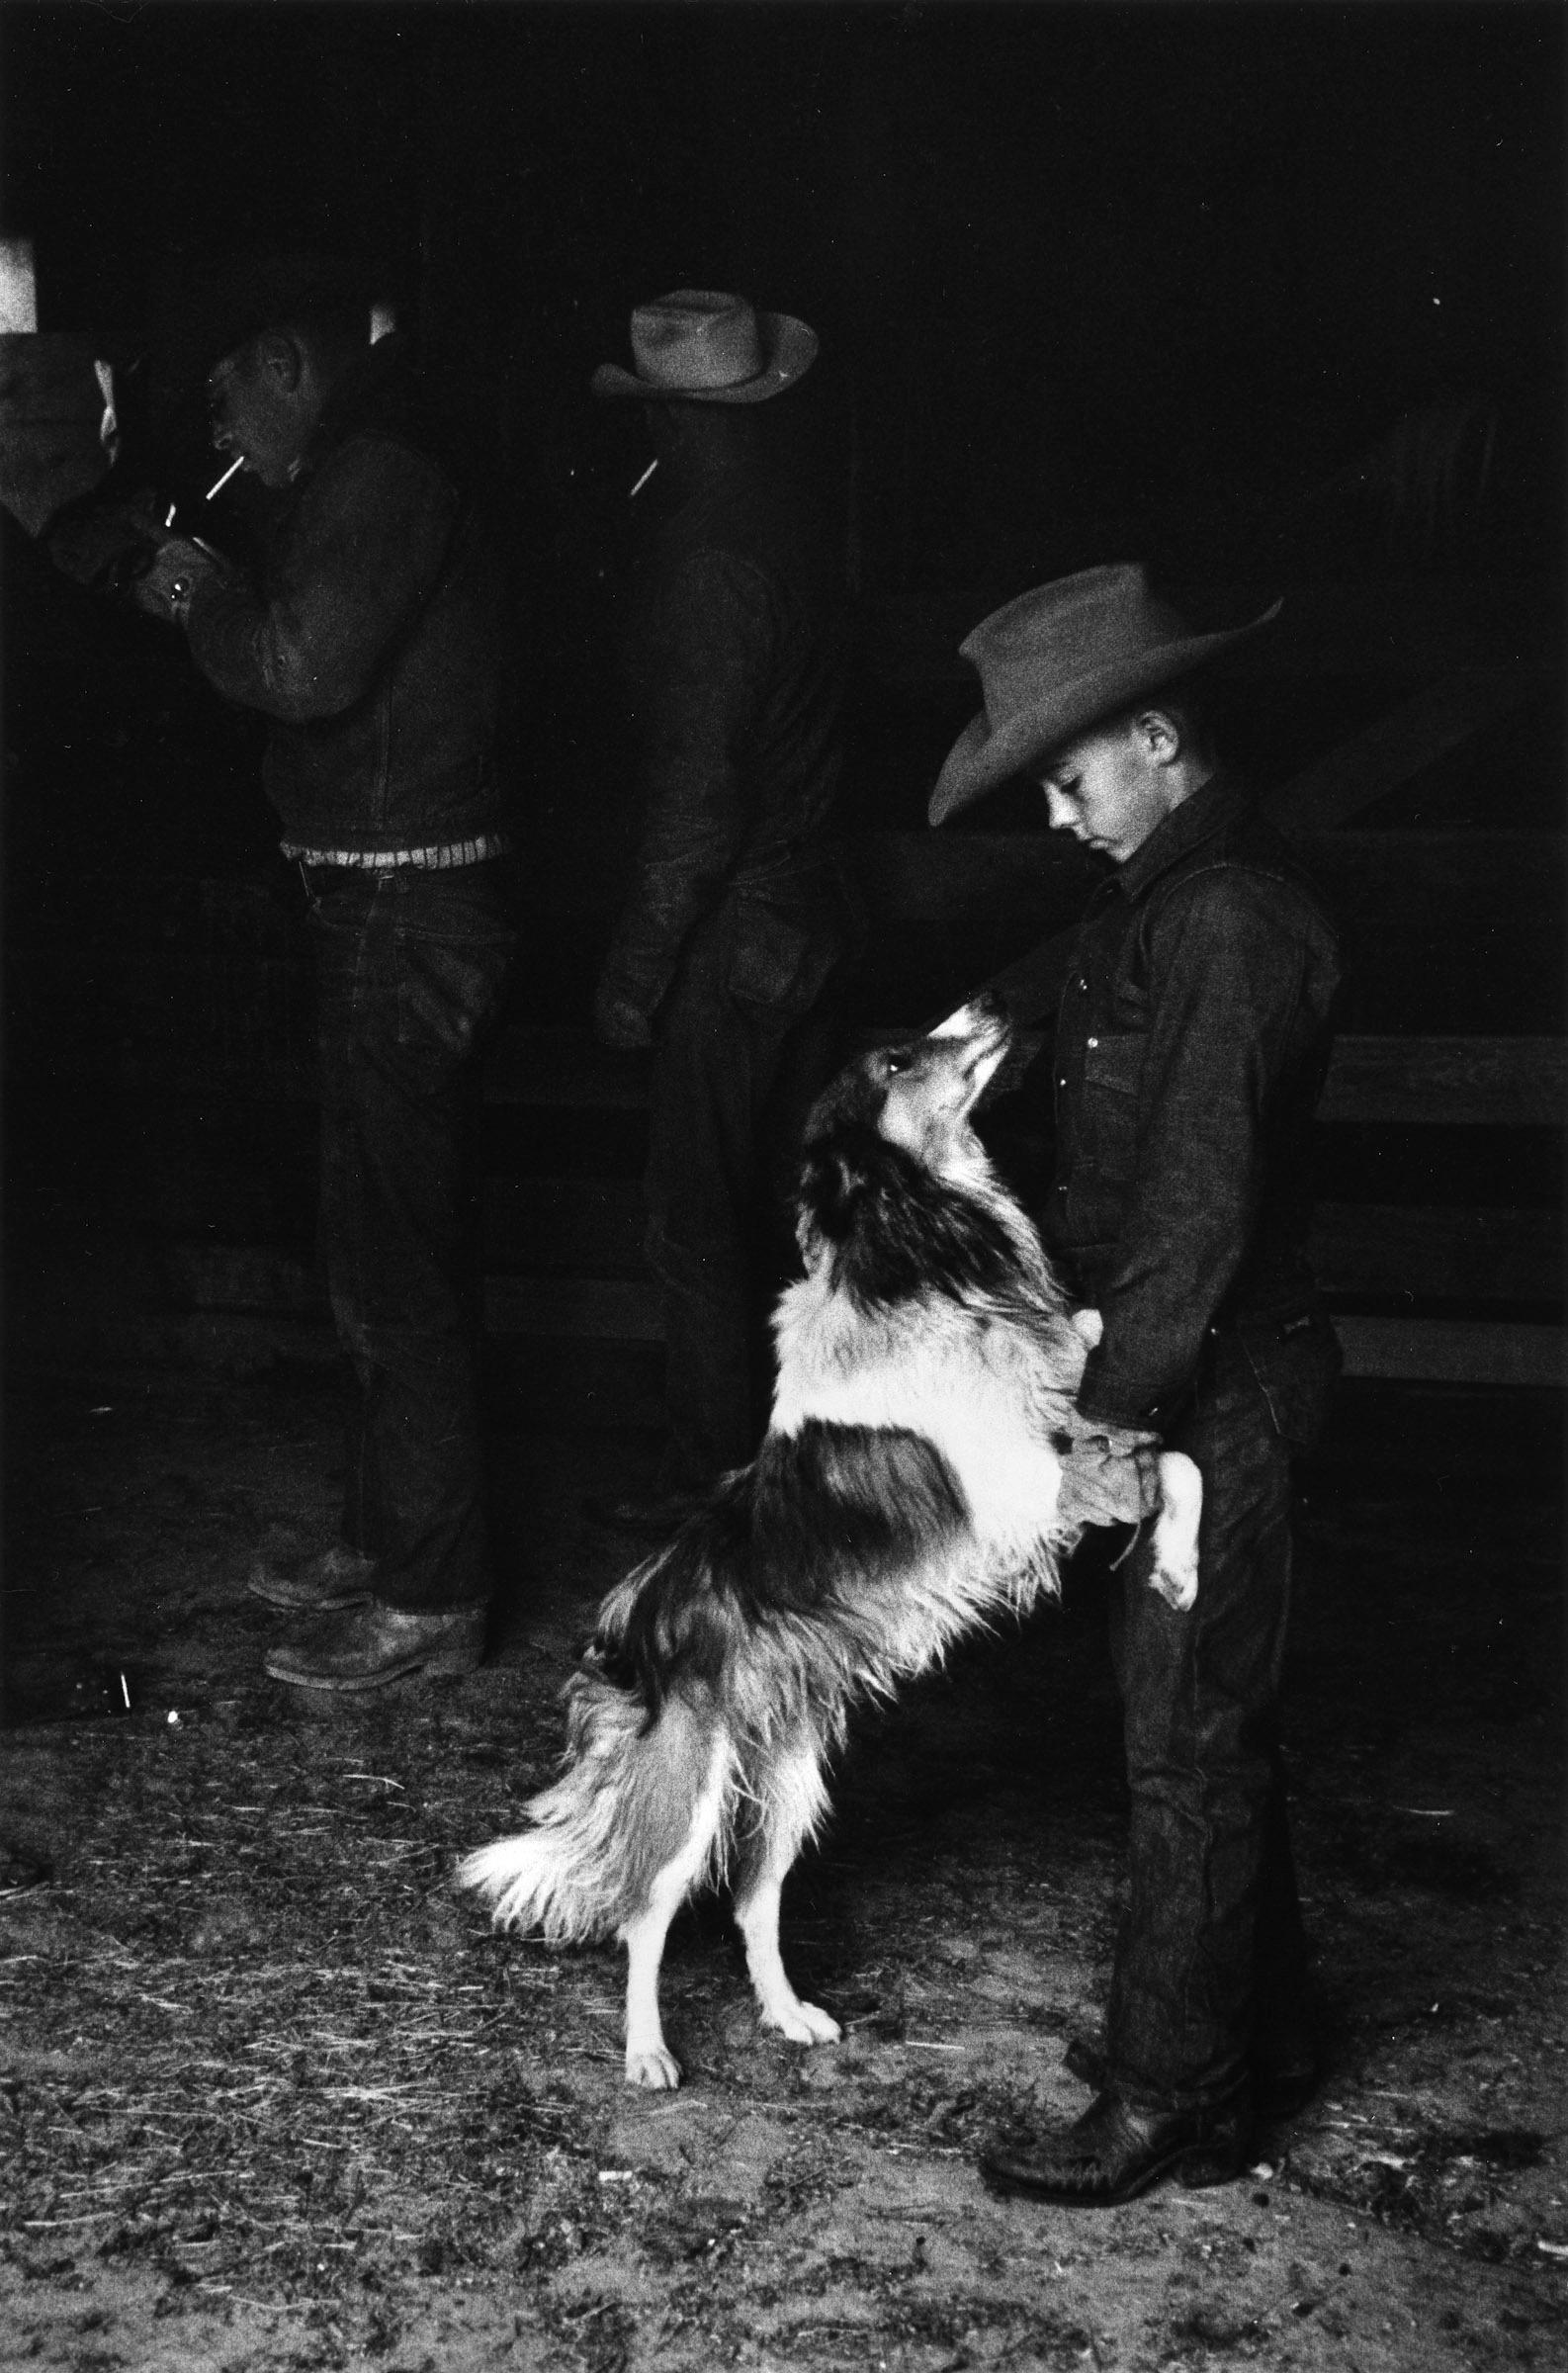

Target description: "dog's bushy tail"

left=458, top=1556, right=732, bottom=1944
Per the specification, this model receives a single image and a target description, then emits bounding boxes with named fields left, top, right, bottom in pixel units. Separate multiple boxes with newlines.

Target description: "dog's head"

left=806, top=998, right=1012, bottom=1172
left=796, top=998, right=1023, bottom=1300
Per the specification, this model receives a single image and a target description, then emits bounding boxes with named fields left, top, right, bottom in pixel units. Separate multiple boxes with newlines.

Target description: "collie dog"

left=460, top=999, right=1200, bottom=2087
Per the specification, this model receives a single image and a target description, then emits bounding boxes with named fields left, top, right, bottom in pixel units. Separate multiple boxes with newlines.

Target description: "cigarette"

left=164, top=503, right=177, bottom=528
left=628, top=458, right=658, bottom=500
left=206, top=455, right=243, bottom=500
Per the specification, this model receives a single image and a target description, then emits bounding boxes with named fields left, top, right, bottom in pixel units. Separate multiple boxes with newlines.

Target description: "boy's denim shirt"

left=186, top=337, right=512, bottom=854
left=1044, top=772, right=1342, bottom=1435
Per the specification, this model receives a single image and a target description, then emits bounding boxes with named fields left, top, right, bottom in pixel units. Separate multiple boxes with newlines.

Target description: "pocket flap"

left=1083, top=1032, right=1144, bottom=1096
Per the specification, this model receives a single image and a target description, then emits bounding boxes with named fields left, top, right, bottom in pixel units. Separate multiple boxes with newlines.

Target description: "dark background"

left=0, top=1, right=1563, bottom=1408
left=3, top=0, right=1563, bottom=868
left=6, top=1, right=1563, bottom=520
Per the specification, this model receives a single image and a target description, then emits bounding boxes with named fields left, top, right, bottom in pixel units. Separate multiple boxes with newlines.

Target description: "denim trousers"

left=644, top=903, right=846, bottom=1494
left=307, top=862, right=516, bottom=1612
left=1103, top=1329, right=1316, bottom=2113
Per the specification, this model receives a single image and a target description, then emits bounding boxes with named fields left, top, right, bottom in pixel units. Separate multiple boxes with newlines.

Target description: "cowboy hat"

left=145, top=246, right=378, bottom=429
left=591, top=289, right=817, bottom=404
left=928, top=565, right=1281, bottom=826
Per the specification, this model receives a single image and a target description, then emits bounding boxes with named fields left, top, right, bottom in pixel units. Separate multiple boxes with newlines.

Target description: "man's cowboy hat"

left=928, top=565, right=1281, bottom=826
left=146, top=247, right=376, bottom=428
left=591, top=289, right=817, bottom=404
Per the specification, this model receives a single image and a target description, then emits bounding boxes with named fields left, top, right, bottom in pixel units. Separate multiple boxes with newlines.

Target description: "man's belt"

left=282, top=832, right=513, bottom=871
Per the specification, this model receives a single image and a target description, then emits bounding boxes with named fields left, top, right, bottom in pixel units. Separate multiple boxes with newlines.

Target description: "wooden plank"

left=850, top=828, right=1096, bottom=924
left=162, top=1208, right=1559, bottom=1318
left=483, top=1028, right=650, bottom=1110
left=476, top=1193, right=1560, bottom=1306
left=161, top=1243, right=322, bottom=1317
left=1304, top=829, right=1562, bottom=899
left=157, top=1233, right=1564, bottom=1383
left=478, top=1274, right=1564, bottom=1387
left=163, top=1191, right=1563, bottom=1308
left=1316, top=1036, right=1566, bottom=1126
left=844, top=825, right=1561, bottom=927
left=484, top=1178, right=646, bottom=1274
left=480, top=1027, right=1565, bottom=1124
left=1309, top=1205, right=1561, bottom=1302
left=856, top=580, right=1555, bottom=690
left=117, top=1025, right=1566, bottom=1129
left=482, top=1274, right=662, bottom=1342
left=1262, top=667, right=1533, bottom=835
left=1334, top=1316, right=1567, bottom=1388
left=479, top=1028, right=1567, bottom=1126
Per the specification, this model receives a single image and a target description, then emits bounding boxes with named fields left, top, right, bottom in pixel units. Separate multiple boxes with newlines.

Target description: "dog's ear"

left=798, top=1139, right=868, bottom=1244
left=803, top=1057, right=873, bottom=1147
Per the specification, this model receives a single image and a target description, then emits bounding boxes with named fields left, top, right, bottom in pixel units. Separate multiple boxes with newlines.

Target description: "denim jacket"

left=1041, top=773, right=1341, bottom=1434
left=599, top=456, right=851, bottom=1032
left=185, top=339, right=512, bottom=853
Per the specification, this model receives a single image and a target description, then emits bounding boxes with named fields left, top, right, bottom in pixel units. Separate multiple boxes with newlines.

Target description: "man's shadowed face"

left=207, top=334, right=316, bottom=490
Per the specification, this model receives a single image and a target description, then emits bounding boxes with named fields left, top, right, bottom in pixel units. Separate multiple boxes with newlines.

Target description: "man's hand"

left=132, top=534, right=226, bottom=626
left=593, top=973, right=654, bottom=1053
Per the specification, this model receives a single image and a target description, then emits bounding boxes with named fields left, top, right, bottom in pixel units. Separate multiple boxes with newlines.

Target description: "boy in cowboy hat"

left=931, top=565, right=1342, bottom=2206
left=587, top=291, right=859, bottom=1532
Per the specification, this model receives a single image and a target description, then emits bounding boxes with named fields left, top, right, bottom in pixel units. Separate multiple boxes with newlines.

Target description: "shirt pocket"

left=1079, top=1030, right=1144, bottom=1178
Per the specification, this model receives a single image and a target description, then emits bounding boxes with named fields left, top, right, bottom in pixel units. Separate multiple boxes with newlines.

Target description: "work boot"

left=264, top=1599, right=486, bottom=1692
left=981, top=2087, right=1254, bottom=2207
left=248, top=1541, right=377, bottom=1614
left=1062, top=2031, right=1320, bottom=2122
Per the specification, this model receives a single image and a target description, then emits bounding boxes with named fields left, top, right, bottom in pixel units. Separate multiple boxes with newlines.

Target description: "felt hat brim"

left=927, top=605, right=1281, bottom=827
left=590, top=310, right=818, bottom=403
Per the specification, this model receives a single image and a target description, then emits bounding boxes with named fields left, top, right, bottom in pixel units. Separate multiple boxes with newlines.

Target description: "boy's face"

left=1037, top=717, right=1176, bottom=862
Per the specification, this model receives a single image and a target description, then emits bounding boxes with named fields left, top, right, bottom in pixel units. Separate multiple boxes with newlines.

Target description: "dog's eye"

left=885, top=1052, right=909, bottom=1075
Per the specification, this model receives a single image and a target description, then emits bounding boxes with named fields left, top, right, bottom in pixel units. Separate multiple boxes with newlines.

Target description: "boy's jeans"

left=1105, top=1330, right=1318, bottom=2111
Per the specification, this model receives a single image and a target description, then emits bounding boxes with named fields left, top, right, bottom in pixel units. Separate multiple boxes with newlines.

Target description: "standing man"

left=929, top=565, right=1342, bottom=2204
left=135, top=253, right=517, bottom=1692
left=588, top=290, right=857, bottom=1531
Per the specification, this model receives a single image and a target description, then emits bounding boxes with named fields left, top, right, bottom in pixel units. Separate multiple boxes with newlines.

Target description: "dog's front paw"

left=625, top=2046, right=682, bottom=2089
left=1147, top=1554, right=1198, bottom=1613
left=1148, top=1450, right=1201, bottom=1612
left=762, top=1998, right=842, bottom=2048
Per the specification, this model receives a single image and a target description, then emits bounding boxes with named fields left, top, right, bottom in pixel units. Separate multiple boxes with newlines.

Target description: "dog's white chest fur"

left=770, top=1268, right=1072, bottom=1563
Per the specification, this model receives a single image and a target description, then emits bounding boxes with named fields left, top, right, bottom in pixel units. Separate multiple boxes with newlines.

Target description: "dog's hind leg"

left=1148, top=1450, right=1202, bottom=1612
left=618, top=1724, right=733, bottom=2089
left=732, top=1737, right=842, bottom=2051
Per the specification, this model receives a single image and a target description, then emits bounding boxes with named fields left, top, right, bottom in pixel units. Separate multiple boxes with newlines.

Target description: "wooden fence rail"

left=145, top=1022, right=1563, bottom=1390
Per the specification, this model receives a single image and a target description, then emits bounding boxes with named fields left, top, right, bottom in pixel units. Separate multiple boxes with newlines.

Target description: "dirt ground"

left=1, top=1353, right=1564, bottom=2373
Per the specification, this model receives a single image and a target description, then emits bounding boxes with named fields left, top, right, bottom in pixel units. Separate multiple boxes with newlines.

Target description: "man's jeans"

left=1104, top=1329, right=1317, bottom=2113
left=308, top=862, right=516, bottom=1612
left=644, top=897, right=846, bottom=1494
